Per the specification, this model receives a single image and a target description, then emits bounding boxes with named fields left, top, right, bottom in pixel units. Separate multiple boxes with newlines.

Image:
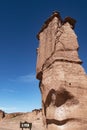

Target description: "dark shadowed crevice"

left=55, top=88, right=74, bottom=107
left=44, top=88, right=79, bottom=119
left=46, top=118, right=80, bottom=126
left=45, top=88, right=75, bottom=108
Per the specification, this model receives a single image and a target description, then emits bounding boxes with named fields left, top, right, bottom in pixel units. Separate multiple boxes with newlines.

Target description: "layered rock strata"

left=36, top=12, right=87, bottom=130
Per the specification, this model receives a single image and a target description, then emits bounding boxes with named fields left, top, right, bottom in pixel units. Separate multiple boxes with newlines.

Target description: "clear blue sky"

left=0, top=0, right=87, bottom=113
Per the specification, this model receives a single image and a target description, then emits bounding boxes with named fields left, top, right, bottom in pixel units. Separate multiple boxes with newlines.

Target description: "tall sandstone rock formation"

left=36, top=12, right=87, bottom=130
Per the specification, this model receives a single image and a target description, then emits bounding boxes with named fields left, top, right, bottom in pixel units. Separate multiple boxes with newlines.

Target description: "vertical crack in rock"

left=42, top=23, right=65, bottom=71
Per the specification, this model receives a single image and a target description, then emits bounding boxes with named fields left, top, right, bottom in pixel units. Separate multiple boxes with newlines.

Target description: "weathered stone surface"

left=0, top=110, right=5, bottom=120
left=36, top=12, right=62, bottom=79
left=36, top=12, right=87, bottom=130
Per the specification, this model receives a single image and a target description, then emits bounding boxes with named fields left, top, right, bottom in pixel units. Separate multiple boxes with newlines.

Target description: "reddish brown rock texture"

left=0, top=110, right=5, bottom=120
left=36, top=12, right=87, bottom=130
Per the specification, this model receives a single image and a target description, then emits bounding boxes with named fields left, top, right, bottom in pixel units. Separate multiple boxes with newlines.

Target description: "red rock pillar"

left=36, top=12, right=87, bottom=130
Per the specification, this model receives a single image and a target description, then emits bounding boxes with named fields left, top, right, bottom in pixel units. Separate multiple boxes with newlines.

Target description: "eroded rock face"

left=0, top=110, right=5, bottom=120
left=4, top=112, right=23, bottom=119
left=36, top=12, right=87, bottom=130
